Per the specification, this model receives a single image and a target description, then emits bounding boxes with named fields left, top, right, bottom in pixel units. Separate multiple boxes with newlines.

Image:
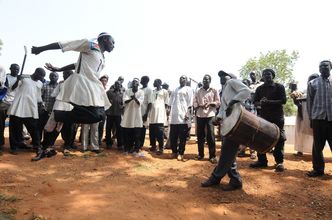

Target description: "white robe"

left=149, top=89, right=169, bottom=124
left=8, top=77, right=42, bottom=119
left=57, top=39, right=111, bottom=109
left=121, top=89, right=144, bottom=128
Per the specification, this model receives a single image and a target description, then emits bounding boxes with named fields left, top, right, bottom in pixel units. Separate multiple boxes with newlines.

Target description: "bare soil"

left=0, top=135, right=331, bottom=220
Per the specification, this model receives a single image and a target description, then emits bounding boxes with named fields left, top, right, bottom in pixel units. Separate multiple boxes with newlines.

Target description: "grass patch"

left=0, top=194, right=18, bottom=220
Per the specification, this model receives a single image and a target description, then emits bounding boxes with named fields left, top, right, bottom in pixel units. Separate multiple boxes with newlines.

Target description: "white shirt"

left=149, top=88, right=169, bottom=124
left=2, top=74, right=18, bottom=104
left=51, top=82, right=73, bottom=111
left=57, top=39, right=111, bottom=109
left=121, top=89, right=144, bottom=128
left=8, top=77, right=43, bottom=119
left=140, top=86, right=153, bottom=126
left=217, top=79, right=251, bottom=120
left=169, top=86, right=193, bottom=124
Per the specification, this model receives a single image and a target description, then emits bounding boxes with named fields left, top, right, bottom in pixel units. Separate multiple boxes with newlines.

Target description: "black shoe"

left=306, top=170, right=324, bottom=177
left=91, top=149, right=102, bottom=154
left=275, top=163, right=285, bottom=172
left=222, top=184, right=242, bottom=191
left=249, top=161, right=268, bottom=168
left=156, top=149, right=164, bottom=155
left=45, top=149, right=57, bottom=158
left=195, top=155, right=204, bottom=160
left=9, top=150, right=18, bottom=155
left=31, top=150, right=46, bottom=161
left=201, top=177, right=220, bottom=187
left=149, top=146, right=157, bottom=152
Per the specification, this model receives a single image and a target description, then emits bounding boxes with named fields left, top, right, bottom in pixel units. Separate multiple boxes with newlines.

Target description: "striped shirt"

left=193, top=87, right=220, bottom=118
left=307, top=76, right=332, bottom=121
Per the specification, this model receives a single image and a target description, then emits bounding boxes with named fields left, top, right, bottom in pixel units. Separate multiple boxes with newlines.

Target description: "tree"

left=240, top=50, right=299, bottom=116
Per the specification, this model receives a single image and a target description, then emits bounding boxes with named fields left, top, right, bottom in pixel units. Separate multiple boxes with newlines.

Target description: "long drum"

left=221, top=103, right=280, bottom=153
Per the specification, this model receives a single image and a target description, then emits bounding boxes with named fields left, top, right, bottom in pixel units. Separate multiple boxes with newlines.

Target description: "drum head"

left=221, top=103, right=242, bottom=136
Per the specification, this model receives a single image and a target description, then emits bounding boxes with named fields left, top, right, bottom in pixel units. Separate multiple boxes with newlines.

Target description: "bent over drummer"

left=201, top=70, right=250, bottom=191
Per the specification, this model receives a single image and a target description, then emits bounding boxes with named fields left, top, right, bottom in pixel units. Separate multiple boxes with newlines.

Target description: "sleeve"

left=164, top=90, right=170, bottom=105
left=148, top=89, right=154, bottom=104
left=229, top=80, right=250, bottom=102
left=123, top=90, right=131, bottom=104
left=169, top=89, right=175, bottom=106
left=279, top=84, right=287, bottom=104
left=213, top=88, right=221, bottom=108
left=193, top=90, right=199, bottom=108
left=137, top=90, right=145, bottom=105
left=187, top=87, right=194, bottom=107
left=59, top=39, right=91, bottom=53
left=51, top=84, right=61, bottom=98
left=306, top=82, right=314, bottom=120
left=253, top=86, right=261, bottom=103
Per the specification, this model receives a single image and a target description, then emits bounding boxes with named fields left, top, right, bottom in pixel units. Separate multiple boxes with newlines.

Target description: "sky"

left=1, top=0, right=332, bottom=90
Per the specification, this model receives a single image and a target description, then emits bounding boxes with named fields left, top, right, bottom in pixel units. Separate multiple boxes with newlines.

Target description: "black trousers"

left=169, top=124, right=187, bottom=155
left=139, top=125, right=147, bottom=148
left=211, top=137, right=242, bottom=186
left=196, top=116, right=216, bottom=159
left=98, top=118, right=106, bottom=145
left=312, top=119, right=332, bottom=173
left=54, top=105, right=105, bottom=124
left=257, top=118, right=285, bottom=164
left=9, top=116, right=40, bottom=150
left=149, top=123, right=164, bottom=150
left=0, top=110, right=7, bottom=146
left=105, top=115, right=123, bottom=147
left=123, top=127, right=141, bottom=153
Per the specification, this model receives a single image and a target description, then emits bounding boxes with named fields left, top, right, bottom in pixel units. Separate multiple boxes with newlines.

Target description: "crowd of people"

left=0, top=33, right=331, bottom=191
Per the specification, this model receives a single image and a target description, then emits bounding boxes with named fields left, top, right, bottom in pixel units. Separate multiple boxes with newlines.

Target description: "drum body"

left=221, top=103, right=280, bottom=153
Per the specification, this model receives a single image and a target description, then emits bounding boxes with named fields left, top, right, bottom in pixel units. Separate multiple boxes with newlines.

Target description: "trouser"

left=54, top=105, right=105, bottom=124
left=123, top=127, right=141, bottom=153
left=149, top=123, right=164, bottom=150
left=211, top=137, right=242, bottom=186
left=42, top=121, right=75, bottom=149
left=257, top=118, right=285, bottom=164
left=9, top=116, right=40, bottom=150
left=312, top=119, right=332, bottom=173
left=81, top=123, right=99, bottom=150
left=39, top=110, right=50, bottom=142
left=196, top=117, right=216, bottom=159
left=170, top=124, right=187, bottom=155
left=98, top=118, right=106, bottom=145
left=139, top=125, right=147, bottom=148
left=0, top=110, right=7, bottom=146
left=105, top=115, right=123, bottom=147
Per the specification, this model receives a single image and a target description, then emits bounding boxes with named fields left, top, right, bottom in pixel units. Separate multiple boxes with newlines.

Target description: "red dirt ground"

left=0, top=135, right=331, bottom=220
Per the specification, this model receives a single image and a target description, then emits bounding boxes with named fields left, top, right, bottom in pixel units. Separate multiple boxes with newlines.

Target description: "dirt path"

left=0, top=138, right=331, bottom=220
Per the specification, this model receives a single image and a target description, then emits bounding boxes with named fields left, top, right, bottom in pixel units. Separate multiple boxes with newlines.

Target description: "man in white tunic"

left=8, top=68, right=46, bottom=155
left=169, top=75, right=193, bottom=161
left=0, top=64, right=20, bottom=153
left=148, top=79, right=169, bottom=154
left=139, top=76, right=153, bottom=148
left=31, top=32, right=114, bottom=124
left=121, top=78, right=144, bottom=154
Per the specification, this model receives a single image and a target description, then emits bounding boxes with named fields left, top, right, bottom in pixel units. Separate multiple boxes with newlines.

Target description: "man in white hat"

left=31, top=32, right=114, bottom=124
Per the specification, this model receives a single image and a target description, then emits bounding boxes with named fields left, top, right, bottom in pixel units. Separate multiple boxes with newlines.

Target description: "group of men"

left=0, top=32, right=331, bottom=192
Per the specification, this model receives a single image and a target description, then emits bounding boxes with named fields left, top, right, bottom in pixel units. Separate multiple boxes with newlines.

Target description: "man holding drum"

left=250, top=69, right=287, bottom=172
left=201, top=70, right=250, bottom=191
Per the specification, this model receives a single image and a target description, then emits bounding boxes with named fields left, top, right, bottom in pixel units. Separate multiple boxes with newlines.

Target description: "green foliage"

left=240, top=50, right=299, bottom=116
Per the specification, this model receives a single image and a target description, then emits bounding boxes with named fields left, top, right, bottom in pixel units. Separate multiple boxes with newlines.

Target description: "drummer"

left=201, top=70, right=250, bottom=191
left=250, top=69, right=287, bottom=172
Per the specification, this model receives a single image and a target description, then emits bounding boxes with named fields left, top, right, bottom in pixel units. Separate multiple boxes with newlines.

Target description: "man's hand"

left=45, top=63, right=61, bottom=72
left=31, top=46, right=43, bottom=55
left=212, top=116, right=221, bottom=126
left=225, top=106, right=233, bottom=117
left=260, top=97, right=269, bottom=105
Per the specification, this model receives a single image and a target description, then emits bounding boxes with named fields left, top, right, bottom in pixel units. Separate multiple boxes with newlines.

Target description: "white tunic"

left=57, top=39, right=111, bottom=109
left=8, top=77, right=43, bottom=119
left=121, top=89, right=144, bottom=128
left=169, top=86, right=193, bottom=124
left=51, top=82, right=73, bottom=111
left=149, top=89, right=169, bottom=124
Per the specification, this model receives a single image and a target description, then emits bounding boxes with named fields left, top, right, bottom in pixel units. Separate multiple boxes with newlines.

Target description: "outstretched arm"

left=44, top=63, right=75, bottom=72
left=31, top=43, right=61, bottom=55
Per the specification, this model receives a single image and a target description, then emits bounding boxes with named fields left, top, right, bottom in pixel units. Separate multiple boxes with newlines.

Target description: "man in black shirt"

left=250, top=69, right=287, bottom=172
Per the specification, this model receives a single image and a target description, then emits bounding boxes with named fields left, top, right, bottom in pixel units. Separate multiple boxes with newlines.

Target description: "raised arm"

left=44, top=63, right=75, bottom=72
left=31, top=43, right=61, bottom=55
